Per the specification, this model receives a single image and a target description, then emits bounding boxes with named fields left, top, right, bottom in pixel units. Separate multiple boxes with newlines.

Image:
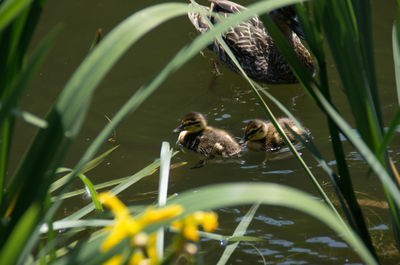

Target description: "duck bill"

left=173, top=125, right=184, bottom=134
left=239, top=135, right=248, bottom=145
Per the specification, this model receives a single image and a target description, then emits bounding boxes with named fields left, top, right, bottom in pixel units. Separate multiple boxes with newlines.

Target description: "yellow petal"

left=101, top=220, right=130, bottom=252
left=183, top=223, right=199, bottom=241
left=201, top=212, right=218, bottom=232
left=141, top=205, right=183, bottom=224
left=171, top=220, right=183, bottom=230
left=146, top=233, right=159, bottom=264
left=99, top=192, right=130, bottom=219
left=129, top=251, right=145, bottom=265
left=103, top=255, right=123, bottom=265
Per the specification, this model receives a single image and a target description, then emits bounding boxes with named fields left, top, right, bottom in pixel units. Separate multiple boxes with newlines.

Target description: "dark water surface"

left=14, top=0, right=400, bottom=264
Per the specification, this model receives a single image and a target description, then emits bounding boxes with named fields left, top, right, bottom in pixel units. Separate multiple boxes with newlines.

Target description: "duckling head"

left=243, top=119, right=268, bottom=142
left=268, top=6, right=305, bottom=39
left=173, top=112, right=207, bottom=134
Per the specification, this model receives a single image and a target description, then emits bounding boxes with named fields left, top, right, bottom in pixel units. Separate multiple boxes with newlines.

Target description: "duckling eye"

left=246, top=127, right=259, bottom=137
left=246, top=126, right=263, bottom=139
left=183, top=121, right=200, bottom=130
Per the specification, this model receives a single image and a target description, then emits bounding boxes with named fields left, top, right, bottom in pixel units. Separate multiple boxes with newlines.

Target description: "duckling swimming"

left=188, top=0, right=314, bottom=83
left=243, top=118, right=303, bottom=151
left=173, top=112, right=241, bottom=158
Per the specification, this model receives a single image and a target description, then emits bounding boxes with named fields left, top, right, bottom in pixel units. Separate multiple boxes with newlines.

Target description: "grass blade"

left=168, top=183, right=378, bottom=265
left=157, top=142, right=173, bottom=259
left=0, top=202, right=40, bottom=265
left=0, top=25, right=59, bottom=129
left=261, top=7, right=379, bottom=255
left=50, top=145, right=119, bottom=193
left=7, top=5, right=189, bottom=262
left=217, top=203, right=260, bottom=265
left=393, top=23, right=400, bottom=105
left=39, top=220, right=111, bottom=234
left=62, top=152, right=175, bottom=221
left=0, top=0, right=32, bottom=33
left=158, top=142, right=172, bottom=207
left=11, top=108, right=47, bottom=128
left=257, top=86, right=355, bottom=225
left=77, top=174, right=102, bottom=213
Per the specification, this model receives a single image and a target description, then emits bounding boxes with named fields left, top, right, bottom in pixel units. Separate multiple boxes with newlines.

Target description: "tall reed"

left=0, top=0, right=398, bottom=264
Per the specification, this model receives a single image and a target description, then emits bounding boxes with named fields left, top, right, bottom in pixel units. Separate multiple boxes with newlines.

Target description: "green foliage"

left=0, top=0, right=399, bottom=264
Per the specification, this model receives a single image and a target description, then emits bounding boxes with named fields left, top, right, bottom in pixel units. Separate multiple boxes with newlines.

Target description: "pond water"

left=14, top=0, right=400, bottom=264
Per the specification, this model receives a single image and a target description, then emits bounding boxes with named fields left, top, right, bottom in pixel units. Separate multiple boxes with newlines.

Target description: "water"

left=13, top=0, right=400, bottom=264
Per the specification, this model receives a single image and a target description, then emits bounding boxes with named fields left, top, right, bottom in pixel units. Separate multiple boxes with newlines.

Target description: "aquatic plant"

left=0, top=0, right=398, bottom=264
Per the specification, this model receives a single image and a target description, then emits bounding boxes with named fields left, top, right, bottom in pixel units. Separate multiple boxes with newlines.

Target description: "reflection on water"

left=306, top=237, right=348, bottom=248
left=254, top=216, right=294, bottom=227
left=16, top=0, right=400, bottom=264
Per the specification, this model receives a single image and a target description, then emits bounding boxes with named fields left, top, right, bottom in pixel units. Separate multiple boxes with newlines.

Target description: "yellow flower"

left=99, top=192, right=130, bottom=220
left=146, top=233, right=159, bottom=265
left=183, top=222, right=200, bottom=241
left=129, top=251, right=145, bottom=265
left=99, top=192, right=140, bottom=252
left=171, top=219, right=183, bottom=230
left=101, top=218, right=132, bottom=252
left=103, top=255, right=123, bottom=265
left=172, top=211, right=219, bottom=242
left=98, top=192, right=219, bottom=265
left=140, top=205, right=183, bottom=224
left=195, top=211, right=218, bottom=232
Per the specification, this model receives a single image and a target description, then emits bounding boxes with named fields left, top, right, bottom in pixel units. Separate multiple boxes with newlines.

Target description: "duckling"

left=243, top=118, right=304, bottom=151
left=173, top=112, right=241, bottom=158
left=188, top=0, right=314, bottom=83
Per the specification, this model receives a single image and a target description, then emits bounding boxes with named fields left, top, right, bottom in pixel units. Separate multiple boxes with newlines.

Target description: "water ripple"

left=254, top=216, right=294, bottom=226
left=269, top=239, right=294, bottom=247
left=306, top=236, right=348, bottom=248
left=369, top=224, right=389, bottom=231
left=261, top=170, right=294, bottom=175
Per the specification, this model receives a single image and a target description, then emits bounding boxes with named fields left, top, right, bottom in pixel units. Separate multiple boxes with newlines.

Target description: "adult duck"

left=188, top=0, right=314, bottom=83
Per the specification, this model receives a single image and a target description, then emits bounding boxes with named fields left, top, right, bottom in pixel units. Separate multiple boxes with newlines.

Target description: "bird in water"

left=188, top=0, right=314, bottom=83
left=243, top=118, right=305, bottom=151
left=173, top=112, right=241, bottom=167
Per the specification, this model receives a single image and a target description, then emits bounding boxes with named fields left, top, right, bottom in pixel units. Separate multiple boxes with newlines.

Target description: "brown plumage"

left=173, top=112, right=241, bottom=157
left=243, top=118, right=304, bottom=151
left=188, top=0, right=314, bottom=83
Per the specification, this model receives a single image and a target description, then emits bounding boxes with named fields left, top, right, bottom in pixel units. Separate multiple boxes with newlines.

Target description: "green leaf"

left=62, top=155, right=163, bottom=221
left=0, top=25, right=59, bottom=129
left=77, top=174, right=102, bottom=213
left=0, top=202, right=40, bottom=265
left=217, top=203, right=259, bottom=265
left=168, top=183, right=378, bottom=265
left=39, top=220, right=112, bottom=234
left=393, top=23, right=400, bottom=105
left=7, top=4, right=189, bottom=263
left=50, top=145, right=119, bottom=193
left=0, top=0, right=32, bottom=33
left=10, top=108, right=47, bottom=128
left=157, top=142, right=173, bottom=258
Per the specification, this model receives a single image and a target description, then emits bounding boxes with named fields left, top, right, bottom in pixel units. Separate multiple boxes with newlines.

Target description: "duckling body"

left=244, top=118, right=303, bottom=151
left=188, top=0, right=314, bottom=83
left=173, top=112, right=241, bottom=157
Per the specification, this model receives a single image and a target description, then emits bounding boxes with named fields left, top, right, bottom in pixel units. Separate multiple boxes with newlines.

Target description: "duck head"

left=268, top=6, right=305, bottom=39
left=173, top=112, right=207, bottom=134
left=243, top=119, right=268, bottom=142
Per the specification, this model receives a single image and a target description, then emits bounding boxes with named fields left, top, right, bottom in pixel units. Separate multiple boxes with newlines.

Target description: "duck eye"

left=183, top=120, right=201, bottom=130
left=247, top=128, right=257, bottom=137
